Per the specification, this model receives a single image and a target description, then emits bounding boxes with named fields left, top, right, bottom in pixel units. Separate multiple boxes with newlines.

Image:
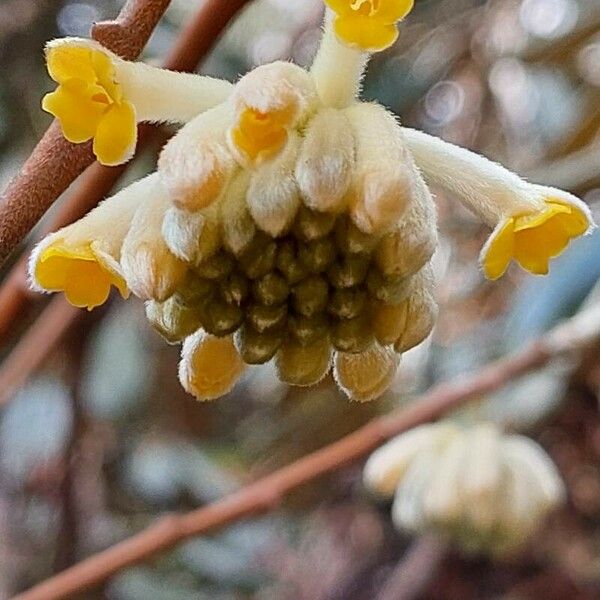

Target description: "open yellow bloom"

left=34, top=242, right=128, bottom=310
left=483, top=199, right=590, bottom=280
left=42, top=42, right=136, bottom=166
left=325, top=0, right=414, bottom=51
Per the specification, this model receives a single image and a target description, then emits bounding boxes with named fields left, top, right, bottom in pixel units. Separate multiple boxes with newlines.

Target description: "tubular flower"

left=29, top=174, right=161, bottom=310
left=403, top=129, right=595, bottom=279
left=32, top=0, right=594, bottom=403
left=482, top=197, right=590, bottom=279
left=42, top=38, right=233, bottom=165
left=364, top=422, right=566, bottom=556
left=324, top=0, right=415, bottom=51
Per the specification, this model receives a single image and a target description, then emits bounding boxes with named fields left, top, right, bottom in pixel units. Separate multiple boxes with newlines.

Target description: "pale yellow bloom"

left=324, top=0, right=414, bottom=51
left=364, top=422, right=566, bottom=556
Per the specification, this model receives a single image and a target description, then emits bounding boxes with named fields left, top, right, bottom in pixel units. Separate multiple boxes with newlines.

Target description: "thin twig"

left=11, top=303, right=600, bottom=600
left=0, top=0, right=172, bottom=265
left=0, top=297, right=81, bottom=406
left=0, top=0, right=251, bottom=342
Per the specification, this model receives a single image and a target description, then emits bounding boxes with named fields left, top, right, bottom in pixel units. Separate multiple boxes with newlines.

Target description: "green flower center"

left=149, top=209, right=412, bottom=365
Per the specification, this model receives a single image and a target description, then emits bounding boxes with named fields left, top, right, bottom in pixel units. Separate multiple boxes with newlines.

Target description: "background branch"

left=0, top=0, right=251, bottom=343
left=12, top=302, right=600, bottom=600
left=0, top=0, right=172, bottom=265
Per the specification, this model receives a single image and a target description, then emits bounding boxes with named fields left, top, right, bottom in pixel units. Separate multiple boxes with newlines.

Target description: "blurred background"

left=0, top=0, right=599, bottom=598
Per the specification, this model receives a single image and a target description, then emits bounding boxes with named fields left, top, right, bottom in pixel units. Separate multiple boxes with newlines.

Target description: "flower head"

left=482, top=196, right=590, bottom=279
left=42, top=39, right=136, bottom=166
left=364, top=422, right=566, bottom=555
left=32, top=1, right=593, bottom=404
left=325, top=0, right=415, bottom=51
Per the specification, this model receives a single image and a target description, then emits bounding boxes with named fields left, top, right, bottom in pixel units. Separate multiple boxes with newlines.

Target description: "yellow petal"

left=230, top=107, right=288, bottom=162
left=513, top=202, right=569, bottom=232
left=91, top=48, right=122, bottom=103
left=35, top=242, right=127, bottom=310
left=334, top=15, right=399, bottom=51
left=376, top=0, right=415, bottom=22
left=93, top=101, right=137, bottom=166
left=547, top=200, right=590, bottom=237
left=482, top=219, right=515, bottom=280
left=46, top=45, right=96, bottom=84
left=42, top=84, right=105, bottom=143
left=324, top=0, right=354, bottom=16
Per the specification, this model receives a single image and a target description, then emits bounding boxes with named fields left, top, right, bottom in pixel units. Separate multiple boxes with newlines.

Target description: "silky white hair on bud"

left=179, top=330, right=245, bottom=402
left=158, top=102, right=237, bottom=212
left=220, top=171, right=256, bottom=256
left=295, top=108, right=355, bottom=213
left=334, top=343, right=399, bottom=403
left=246, top=132, right=301, bottom=237
left=344, top=103, right=415, bottom=234
left=233, top=61, right=318, bottom=121
left=121, top=174, right=187, bottom=302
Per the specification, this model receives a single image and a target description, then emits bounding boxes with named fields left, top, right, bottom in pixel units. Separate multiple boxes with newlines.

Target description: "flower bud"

left=275, top=338, right=332, bottom=387
left=334, top=343, right=399, bottom=402
left=179, top=331, right=244, bottom=401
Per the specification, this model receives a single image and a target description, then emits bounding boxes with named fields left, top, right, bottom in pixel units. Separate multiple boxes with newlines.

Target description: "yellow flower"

left=42, top=42, right=136, bottom=166
left=30, top=173, right=152, bottom=310
left=483, top=199, right=590, bottom=280
left=34, top=242, right=129, bottom=310
left=230, top=107, right=292, bottom=163
left=325, top=0, right=415, bottom=52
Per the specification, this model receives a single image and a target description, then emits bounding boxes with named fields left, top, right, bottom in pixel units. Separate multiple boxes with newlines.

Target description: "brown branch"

left=91, top=0, right=172, bottom=58
left=0, top=0, right=173, bottom=265
left=0, top=0, right=252, bottom=341
left=0, top=297, right=81, bottom=406
left=11, top=303, right=600, bottom=600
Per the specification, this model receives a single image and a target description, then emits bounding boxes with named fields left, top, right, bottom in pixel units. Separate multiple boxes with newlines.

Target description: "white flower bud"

left=364, top=423, right=457, bottom=497
left=158, top=102, right=237, bottom=211
left=344, top=103, right=415, bottom=234
left=220, top=171, right=255, bottom=256
left=295, top=108, right=355, bottom=213
left=366, top=422, right=566, bottom=555
left=161, top=205, right=220, bottom=266
left=246, top=132, right=301, bottom=237
left=121, top=173, right=187, bottom=301
left=393, top=265, right=437, bottom=353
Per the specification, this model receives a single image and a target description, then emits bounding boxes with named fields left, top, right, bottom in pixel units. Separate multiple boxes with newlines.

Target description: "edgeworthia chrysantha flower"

left=31, top=1, right=595, bottom=402
left=363, top=422, right=566, bottom=555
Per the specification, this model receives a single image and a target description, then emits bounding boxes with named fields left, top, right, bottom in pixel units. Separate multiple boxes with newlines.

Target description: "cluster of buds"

left=364, top=422, right=566, bottom=555
left=30, top=1, right=594, bottom=402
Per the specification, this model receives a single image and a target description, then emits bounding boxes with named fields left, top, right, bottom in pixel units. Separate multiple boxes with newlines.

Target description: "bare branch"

left=12, top=302, right=600, bottom=600
left=0, top=0, right=252, bottom=342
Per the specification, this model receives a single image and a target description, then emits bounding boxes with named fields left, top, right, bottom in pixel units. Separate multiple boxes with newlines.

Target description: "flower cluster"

left=364, top=422, right=566, bottom=555
left=31, top=1, right=594, bottom=403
